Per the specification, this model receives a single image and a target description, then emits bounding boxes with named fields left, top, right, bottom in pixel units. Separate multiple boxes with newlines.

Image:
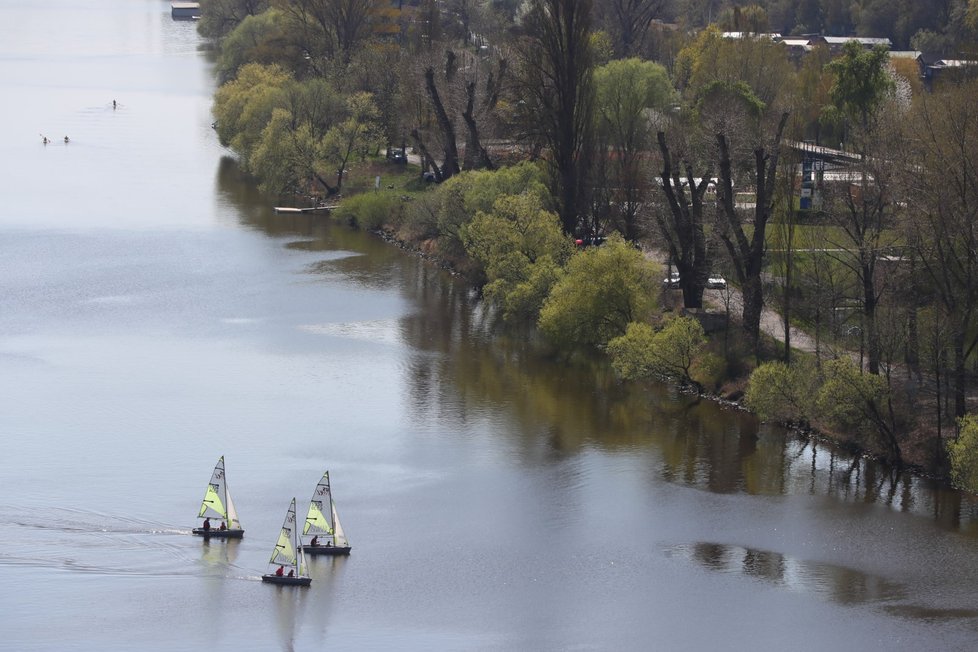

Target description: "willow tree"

left=539, top=234, right=659, bottom=349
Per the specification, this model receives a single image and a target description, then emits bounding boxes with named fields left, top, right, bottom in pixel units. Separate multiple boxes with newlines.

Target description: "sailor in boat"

left=219, top=521, right=227, bottom=531
left=310, top=535, right=318, bottom=547
left=202, top=517, right=211, bottom=532
left=42, top=136, right=49, bottom=145
left=64, top=136, right=69, bottom=143
left=275, top=565, right=284, bottom=577
left=288, top=570, right=295, bottom=578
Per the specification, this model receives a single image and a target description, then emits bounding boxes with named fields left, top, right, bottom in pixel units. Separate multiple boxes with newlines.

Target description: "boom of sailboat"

left=192, top=458, right=353, bottom=586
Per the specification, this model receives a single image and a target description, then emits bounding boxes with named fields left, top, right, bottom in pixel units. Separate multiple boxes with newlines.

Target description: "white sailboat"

left=193, top=456, right=244, bottom=538
left=300, top=471, right=352, bottom=556
left=261, top=497, right=311, bottom=586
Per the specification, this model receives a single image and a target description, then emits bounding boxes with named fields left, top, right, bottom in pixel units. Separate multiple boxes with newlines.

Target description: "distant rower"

left=64, top=136, right=69, bottom=144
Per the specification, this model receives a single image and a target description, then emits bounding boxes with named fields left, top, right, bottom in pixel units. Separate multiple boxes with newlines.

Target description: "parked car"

left=707, top=275, right=727, bottom=289
left=388, top=148, right=407, bottom=164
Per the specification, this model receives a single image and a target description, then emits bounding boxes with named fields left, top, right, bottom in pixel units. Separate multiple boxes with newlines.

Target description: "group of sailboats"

left=193, top=457, right=351, bottom=587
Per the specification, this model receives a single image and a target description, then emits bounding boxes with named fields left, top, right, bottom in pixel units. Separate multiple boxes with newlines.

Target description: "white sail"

left=198, top=456, right=230, bottom=522
left=225, top=486, right=241, bottom=530
left=267, top=498, right=301, bottom=576
left=331, top=501, right=349, bottom=548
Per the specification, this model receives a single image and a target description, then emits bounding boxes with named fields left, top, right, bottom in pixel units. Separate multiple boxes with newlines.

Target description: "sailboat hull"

left=261, top=574, right=312, bottom=586
left=301, top=544, right=351, bottom=556
left=193, top=528, right=244, bottom=539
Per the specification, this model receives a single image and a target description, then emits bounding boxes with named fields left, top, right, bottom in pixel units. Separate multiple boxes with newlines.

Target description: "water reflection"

left=214, top=153, right=978, bottom=537
left=271, top=582, right=309, bottom=652
left=199, top=537, right=240, bottom=571
left=304, top=554, right=347, bottom=644
left=668, top=542, right=978, bottom=622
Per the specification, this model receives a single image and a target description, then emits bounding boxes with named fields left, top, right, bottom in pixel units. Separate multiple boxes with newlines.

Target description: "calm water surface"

left=2, top=2, right=978, bottom=650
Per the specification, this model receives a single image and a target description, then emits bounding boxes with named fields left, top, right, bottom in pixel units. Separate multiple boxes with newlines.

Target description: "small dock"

left=171, top=2, right=200, bottom=19
left=274, top=205, right=337, bottom=214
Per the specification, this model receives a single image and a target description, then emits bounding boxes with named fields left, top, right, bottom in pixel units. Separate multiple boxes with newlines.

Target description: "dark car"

left=388, top=148, right=407, bottom=164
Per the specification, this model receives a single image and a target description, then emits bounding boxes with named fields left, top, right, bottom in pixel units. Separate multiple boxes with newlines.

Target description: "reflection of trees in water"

left=217, top=153, right=978, bottom=534
left=682, top=542, right=906, bottom=607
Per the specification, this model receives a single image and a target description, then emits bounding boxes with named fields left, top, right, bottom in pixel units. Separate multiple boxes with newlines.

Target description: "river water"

left=1, top=2, right=978, bottom=650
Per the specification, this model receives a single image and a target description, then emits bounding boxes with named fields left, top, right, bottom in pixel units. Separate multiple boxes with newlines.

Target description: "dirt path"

left=646, top=247, right=819, bottom=355
left=703, top=287, right=820, bottom=354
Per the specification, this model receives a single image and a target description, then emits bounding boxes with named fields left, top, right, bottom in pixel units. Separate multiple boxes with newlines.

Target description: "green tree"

left=593, top=58, right=675, bottom=242
left=461, top=194, right=572, bottom=322
left=948, top=414, right=978, bottom=493
left=321, top=91, right=383, bottom=193
left=824, top=42, right=897, bottom=376
left=815, top=356, right=900, bottom=463
left=675, top=25, right=792, bottom=111
left=538, top=234, right=659, bottom=348
left=216, top=10, right=301, bottom=82
left=745, top=360, right=818, bottom=424
left=607, top=316, right=706, bottom=388
left=213, top=63, right=291, bottom=163
left=432, top=162, right=549, bottom=259
left=825, top=42, right=894, bottom=136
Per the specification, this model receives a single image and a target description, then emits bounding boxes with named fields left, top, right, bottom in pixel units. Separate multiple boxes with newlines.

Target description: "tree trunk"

left=423, top=67, right=460, bottom=180
left=410, top=129, right=442, bottom=181
left=716, top=112, right=790, bottom=356
left=655, top=131, right=710, bottom=310
left=462, top=82, right=494, bottom=171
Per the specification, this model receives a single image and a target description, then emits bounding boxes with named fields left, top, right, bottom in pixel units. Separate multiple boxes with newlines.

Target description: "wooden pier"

left=273, top=205, right=337, bottom=214
left=171, top=2, right=200, bottom=19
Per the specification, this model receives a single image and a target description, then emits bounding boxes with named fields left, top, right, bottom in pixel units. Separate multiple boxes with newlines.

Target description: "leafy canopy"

left=538, top=234, right=659, bottom=348
left=461, top=193, right=572, bottom=323
left=607, top=316, right=706, bottom=387
left=948, top=414, right=978, bottom=494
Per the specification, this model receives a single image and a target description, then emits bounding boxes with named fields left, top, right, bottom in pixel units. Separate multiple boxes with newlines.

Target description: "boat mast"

left=325, top=471, right=335, bottom=540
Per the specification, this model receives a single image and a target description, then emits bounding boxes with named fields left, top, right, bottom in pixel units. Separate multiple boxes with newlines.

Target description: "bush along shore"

left=201, top=0, right=978, bottom=491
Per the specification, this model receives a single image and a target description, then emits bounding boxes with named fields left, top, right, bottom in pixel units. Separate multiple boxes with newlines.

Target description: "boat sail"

left=301, top=471, right=352, bottom=556
left=192, top=456, right=244, bottom=538
left=261, top=498, right=311, bottom=586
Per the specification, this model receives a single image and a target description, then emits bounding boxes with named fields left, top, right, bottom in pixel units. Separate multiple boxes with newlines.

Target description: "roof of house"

left=821, top=36, right=892, bottom=48
left=720, top=32, right=782, bottom=41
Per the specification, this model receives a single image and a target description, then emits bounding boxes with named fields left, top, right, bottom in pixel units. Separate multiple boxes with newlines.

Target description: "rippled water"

left=2, top=2, right=978, bottom=650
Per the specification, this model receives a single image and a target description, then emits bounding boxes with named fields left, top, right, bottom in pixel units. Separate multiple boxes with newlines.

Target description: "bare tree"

left=594, top=0, right=666, bottom=57
left=715, top=111, right=790, bottom=357
left=904, top=80, right=978, bottom=420
left=275, top=0, right=373, bottom=68
left=655, top=131, right=712, bottom=309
